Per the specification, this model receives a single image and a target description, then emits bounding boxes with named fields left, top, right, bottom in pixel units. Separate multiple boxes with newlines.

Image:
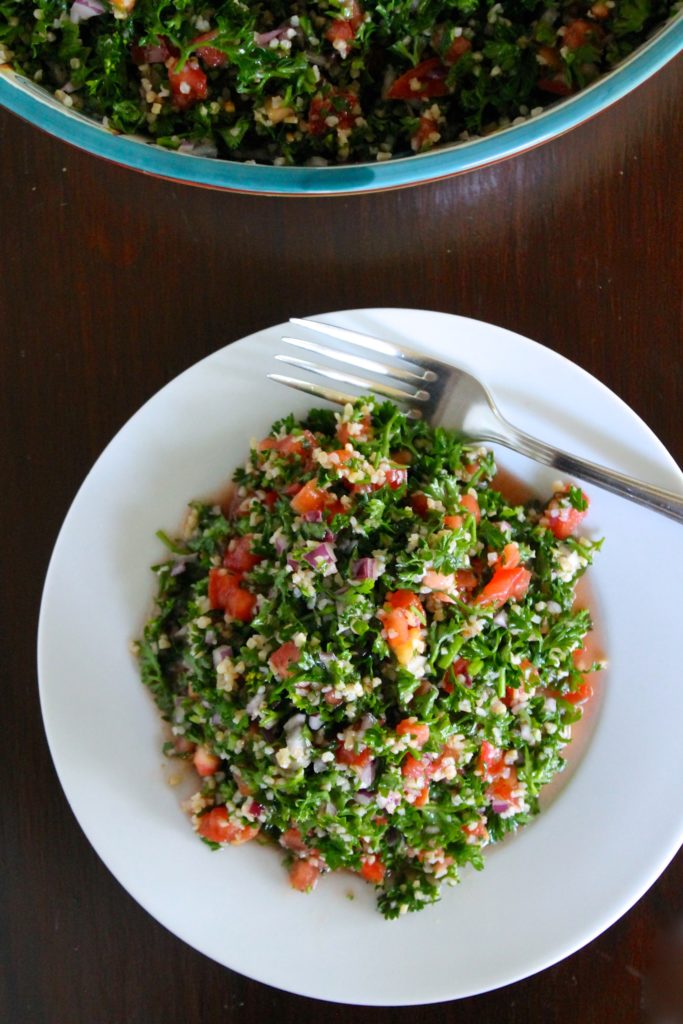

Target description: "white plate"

left=38, top=309, right=683, bottom=1006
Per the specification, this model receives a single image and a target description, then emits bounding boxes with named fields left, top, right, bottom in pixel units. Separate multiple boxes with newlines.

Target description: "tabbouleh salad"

left=136, top=398, right=603, bottom=918
left=1, top=0, right=678, bottom=165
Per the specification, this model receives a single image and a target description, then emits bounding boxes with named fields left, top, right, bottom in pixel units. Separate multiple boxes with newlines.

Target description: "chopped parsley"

left=138, top=397, right=603, bottom=918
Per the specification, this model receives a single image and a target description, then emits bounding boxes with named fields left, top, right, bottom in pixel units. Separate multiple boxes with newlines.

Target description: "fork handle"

left=490, top=421, right=683, bottom=524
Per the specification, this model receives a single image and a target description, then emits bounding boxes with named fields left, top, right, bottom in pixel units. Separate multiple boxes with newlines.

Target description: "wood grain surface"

left=1, top=50, right=682, bottom=1024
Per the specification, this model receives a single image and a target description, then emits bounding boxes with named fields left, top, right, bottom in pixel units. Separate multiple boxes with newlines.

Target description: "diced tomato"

left=538, top=44, right=563, bottom=70
left=442, top=656, right=471, bottom=694
left=269, top=641, right=301, bottom=679
left=444, top=35, right=471, bottom=64
left=208, top=567, right=238, bottom=609
left=280, top=431, right=318, bottom=458
left=565, top=681, right=593, bottom=704
left=290, top=478, right=329, bottom=514
left=337, top=413, right=372, bottom=446
left=476, top=565, right=531, bottom=606
left=401, top=753, right=429, bottom=781
left=379, top=611, right=423, bottom=664
left=487, top=769, right=519, bottom=806
left=413, top=784, right=430, bottom=807
left=563, top=18, right=600, bottom=50
left=500, top=543, right=520, bottom=568
left=384, top=466, right=408, bottom=490
left=396, top=717, right=430, bottom=748
left=236, top=777, right=252, bottom=797
left=411, top=114, right=440, bottom=152
left=459, top=493, right=481, bottom=522
left=259, top=431, right=317, bottom=458
left=477, top=740, right=506, bottom=781
left=544, top=489, right=590, bottom=540
left=379, top=590, right=424, bottom=666
left=336, top=742, right=373, bottom=769
left=258, top=437, right=278, bottom=451
left=223, top=534, right=261, bottom=573
left=193, top=745, right=221, bottom=777
left=502, top=685, right=523, bottom=708
left=208, top=568, right=256, bottom=621
left=325, top=497, right=348, bottom=521
left=385, top=590, right=422, bottom=612
left=387, top=57, right=449, bottom=100
left=326, top=0, right=363, bottom=45
left=538, top=76, right=573, bottom=96
left=422, top=569, right=452, bottom=592
left=131, top=35, right=178, bottom=65
left=197, top=806, right=260, bottom=844
left=191, top=29, right=228, bottom=68
left=225, top=586, right=256, bottom=622
left=360, top=856, right=386, bottom=884
left=350, top=462, right=406, bottom=495
left=547, top=680, right=594, bottom=704
left=289, top=858, right=321, bottom=892
left=411, top=493, right=430, bottom=517
left=280, top=827, right=309, bottom=853
left=462, top=819, right=489, bottom=842
left=262, top=490, right=278, bottom=508
left=307, top=89, right=360, bottom=135
left=168, top=58, right=208, bottom=111
left=329, top=448, right=355, bottom=469
left=326, top=20, right=355, bottom=44
left=429, top=748, right=458, bottom=781
left=455, top=569, right=478, bottom=592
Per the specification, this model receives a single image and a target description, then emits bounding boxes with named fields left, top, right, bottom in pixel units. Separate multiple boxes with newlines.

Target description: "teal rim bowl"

left=1, top=13, right=681, bottom=195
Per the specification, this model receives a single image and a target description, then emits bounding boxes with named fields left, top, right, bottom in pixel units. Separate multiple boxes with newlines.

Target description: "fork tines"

left=268, top=316, right=438, bottom=415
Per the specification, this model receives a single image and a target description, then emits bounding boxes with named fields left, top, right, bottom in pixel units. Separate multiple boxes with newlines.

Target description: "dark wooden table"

left=2, top=51, right=683, bottom=1024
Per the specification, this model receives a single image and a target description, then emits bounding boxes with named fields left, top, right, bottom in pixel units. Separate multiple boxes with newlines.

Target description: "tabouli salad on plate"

left=1, top=0, right=678, bottom=165
left=137, top=398, right=602, bottom=918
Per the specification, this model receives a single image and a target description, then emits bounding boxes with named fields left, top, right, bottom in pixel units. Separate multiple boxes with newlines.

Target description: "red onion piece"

left=170, top=551, right=197, bottom=576
left=254, top=23, right=290, bottom=45
left=212, top=645, right=232, bottom=667
left=70, top=0, right=105, bottom=23
left=273, top=533, right=288, bottom=554
left=491, top=799, right=510, bottom=814
left=178, top=139, right=219, bottom=158
left=246, top=688, right=265, bottom=718
left=302, top=509, right=323, bottom=523
left=352, top=557, right=380, bottom=580
left=245, top=799, right=265, bottom=820
left=304, top=542, right=337, bottom=575
left=358, top=760, right=376, bottom=790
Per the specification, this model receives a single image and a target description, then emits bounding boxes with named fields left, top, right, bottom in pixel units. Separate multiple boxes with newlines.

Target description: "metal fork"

left=268, top=316, right=683, bottom=524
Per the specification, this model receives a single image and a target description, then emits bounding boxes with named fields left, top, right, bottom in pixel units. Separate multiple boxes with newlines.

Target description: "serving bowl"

left=1, top=12, right=682, bottom=195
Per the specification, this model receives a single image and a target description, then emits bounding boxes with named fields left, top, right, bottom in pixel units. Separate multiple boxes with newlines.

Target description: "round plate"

left=38, top=309, right=683, bottom=1005
left=2, top=16, right=682, bottom=195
